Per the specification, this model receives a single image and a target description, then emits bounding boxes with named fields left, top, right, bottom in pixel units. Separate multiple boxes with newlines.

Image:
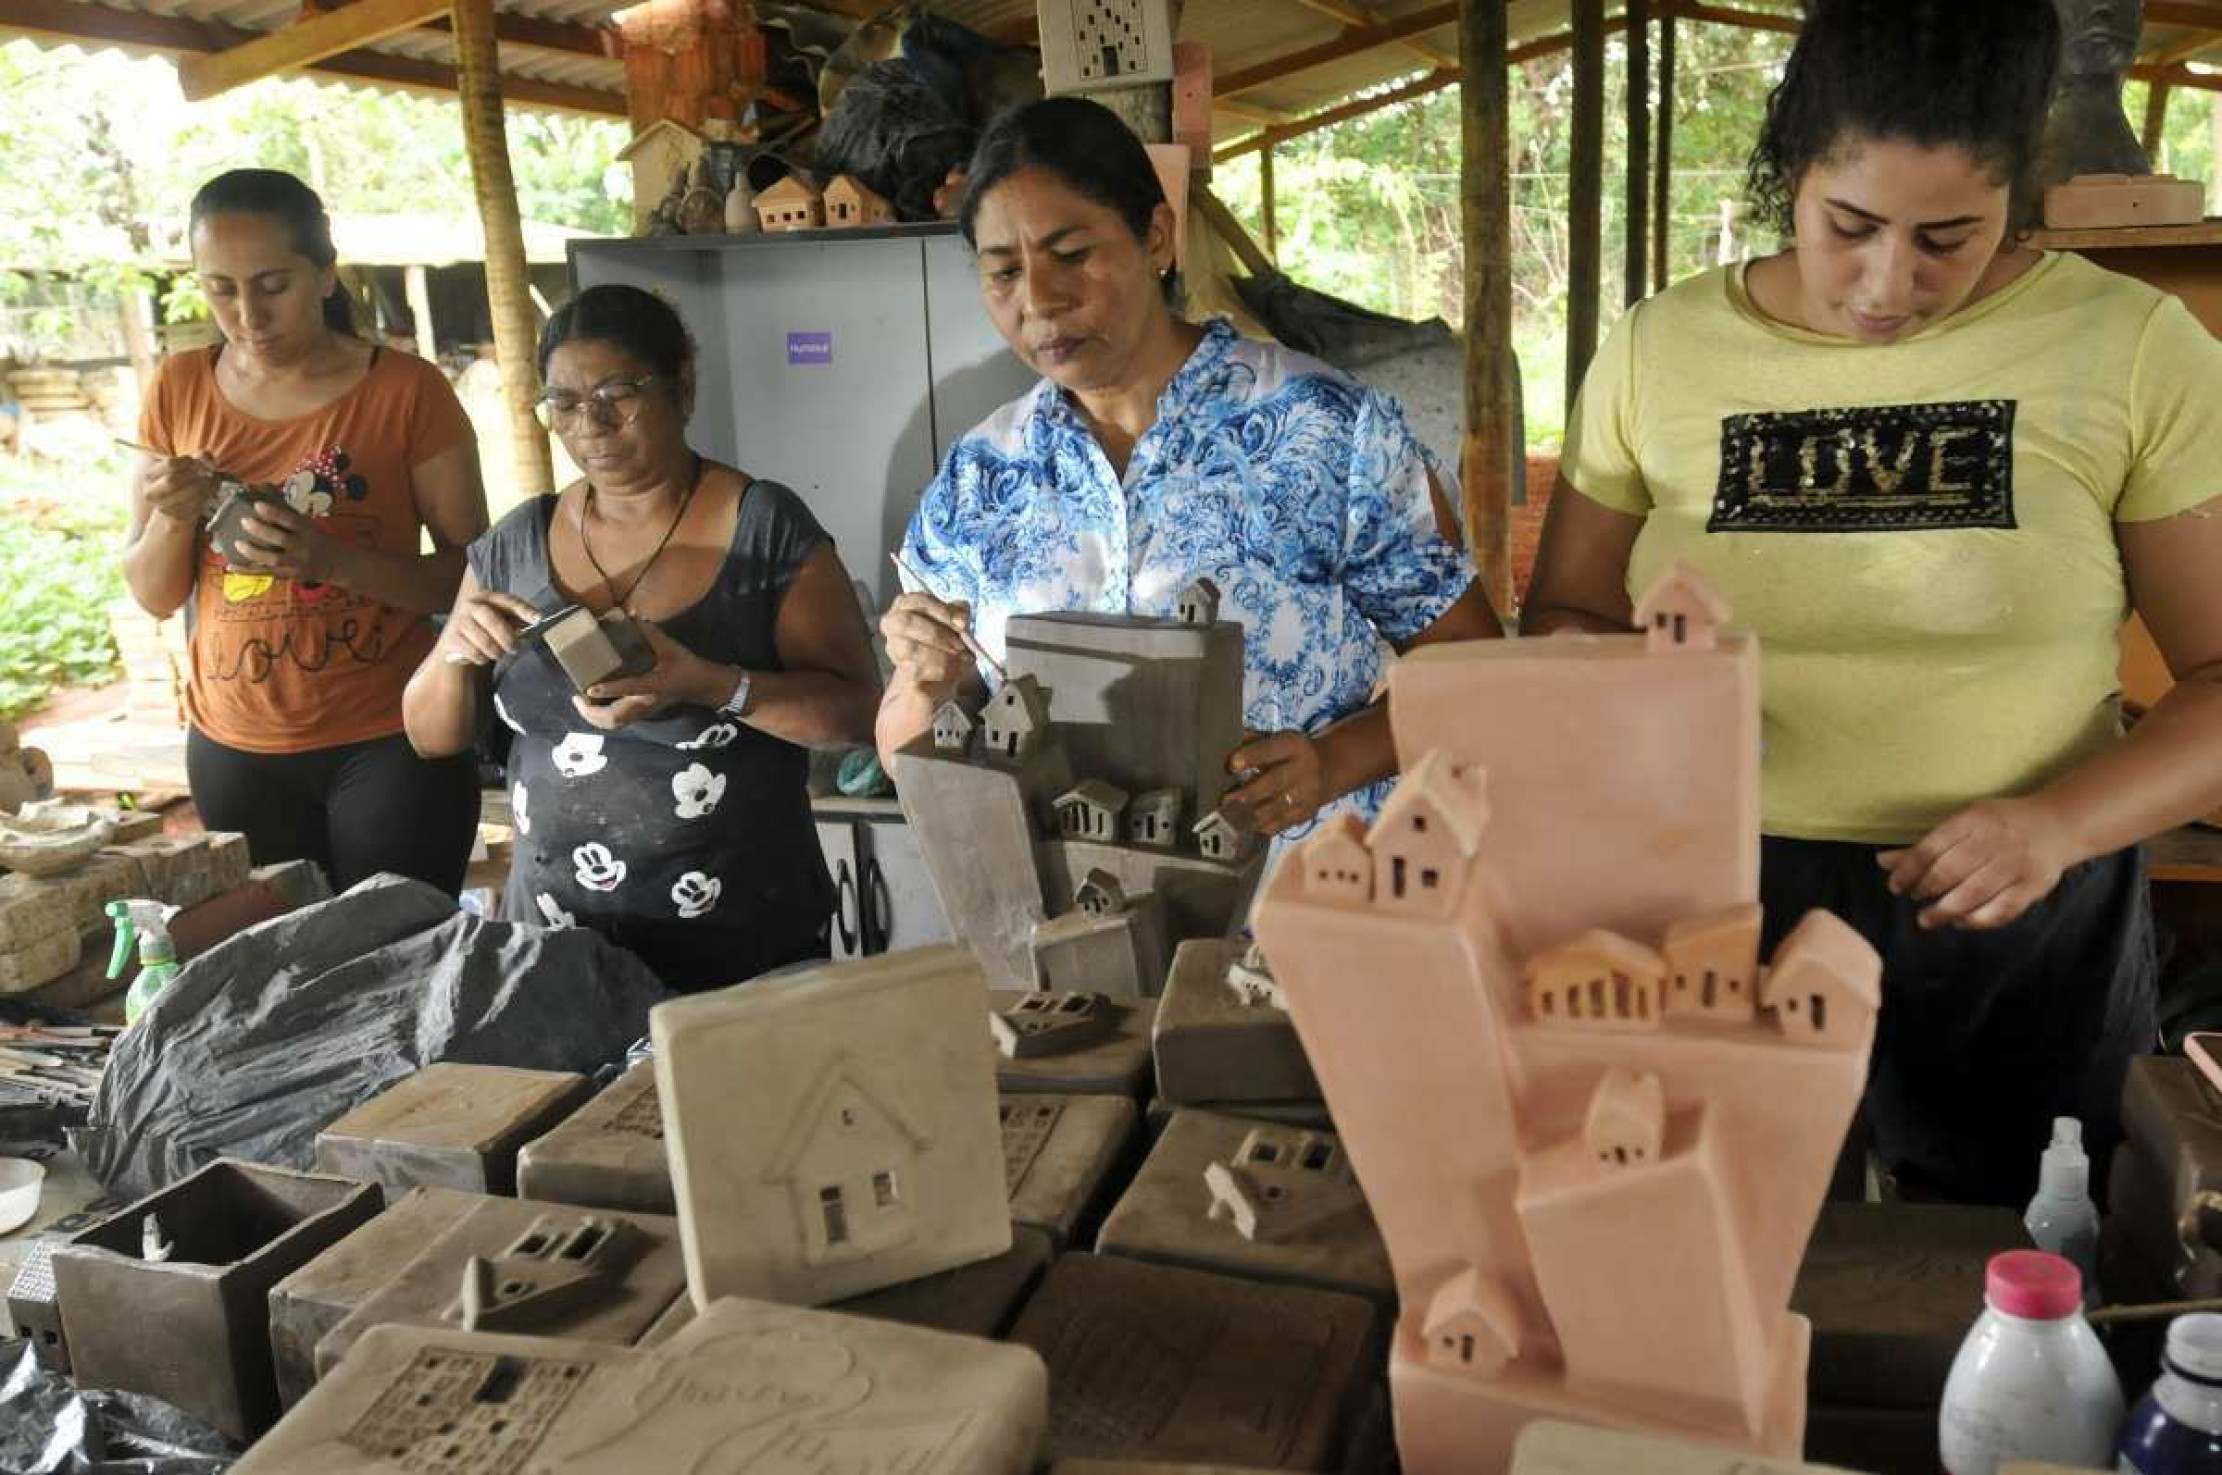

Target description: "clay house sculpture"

left=1072, top=869, right=1126, bottom=918
left=991, top=990, right=1118, bottom=1059
left=1634, top=560, right=1730, bottom=653
left=1423, top=1266, right=1523, bottom=1378
left=1302, top=813, right=1375, bottom=904
left=753, top=173, right=825, bottom=232
left=1367, top=750, right=1490, bottom=917
left=1583, top=1068, right=1667, bottom=1170
left=1225, top=941, right=1284, bottom=1009
left=1192, top=802, right=1258, bottom=864
left=981, top=674, right=1051, bottom=761
left=1524, top=928, right=1668, bottom=1030
left=1056, top=780, right=1130, bottom=842
left=650, top=943, right=1010, bottom=1306
left=931, top=696, right=978, bottom=754
left=1128, top=786, right=1183, bottom=849
left=1761, top=909, right=1882, bottom=1046
left=450, top=1214, right=643, bottom=1332
left=1176, top=575, right=1222, bottom=626
left=615, top=117, right=706, bottom=234
left=825, top=173, right=895, bottom=227
left=1660, top=901, right=1764, bottom=1021
left=1204, top=1125, right=1366, bottom=1244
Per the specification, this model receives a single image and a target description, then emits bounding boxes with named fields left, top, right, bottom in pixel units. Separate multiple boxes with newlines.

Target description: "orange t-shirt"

left=140, top=345, right=475, bottom=754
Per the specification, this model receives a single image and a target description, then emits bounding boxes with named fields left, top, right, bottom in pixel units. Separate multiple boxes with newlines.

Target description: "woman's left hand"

left=234, top=501, right=348, bottom=584
left=1224, top=729, right=1330, bottom=837
left=1877, top=795, right=2081, bottom=932
left=572, top=619, right=722, bottom=731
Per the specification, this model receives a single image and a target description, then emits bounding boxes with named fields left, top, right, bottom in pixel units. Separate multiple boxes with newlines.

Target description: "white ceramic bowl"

left=0, top=1157, right=44, bottom=1235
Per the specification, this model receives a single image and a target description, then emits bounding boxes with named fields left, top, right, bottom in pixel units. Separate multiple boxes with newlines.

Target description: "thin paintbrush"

left=888, top=552, right=1007, bottom=681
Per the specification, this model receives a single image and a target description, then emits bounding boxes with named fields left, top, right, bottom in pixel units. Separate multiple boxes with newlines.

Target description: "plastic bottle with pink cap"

left=1939, top=1249, right=2124, bottom=1475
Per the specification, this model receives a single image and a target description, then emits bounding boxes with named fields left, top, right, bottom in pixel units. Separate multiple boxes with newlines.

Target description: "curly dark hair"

left=1746, top=0, right=2061, bottom=235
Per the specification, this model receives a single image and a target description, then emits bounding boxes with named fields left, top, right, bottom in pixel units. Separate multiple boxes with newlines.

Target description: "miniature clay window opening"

left=1251, top=1141, right=1281, bottom=1165
left=476, top=1357, right=526, bottom=1404
left=1811, top=994, right=1828, bottom=1031
left=873, top=1170, right=900, bottom=1207
left=1422, top=867, right=1440, bottom=890
left=559, top=1223, right=605, bottom=1261
left=1057, top=995, right=1091, bottom=1013
left=839, top=1107, right=858, bottom=1128
left=820, top=1185, right=849, bottom=1245
left=1301, top=1140, right=1334, bottom=1172
left=1414, top=815, right=1429, bottom=833
left=1459, top=1334, right=1476, bottom=1364
left=1703, top=969, right=1717, bottom=1008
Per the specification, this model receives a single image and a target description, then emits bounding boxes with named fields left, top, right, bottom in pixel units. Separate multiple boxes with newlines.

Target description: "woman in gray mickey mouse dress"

left=404, top=285, right=882, bottom=992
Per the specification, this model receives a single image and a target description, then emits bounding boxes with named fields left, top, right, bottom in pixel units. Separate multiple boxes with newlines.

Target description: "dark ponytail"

left=188, top=169, right=354, bottom=335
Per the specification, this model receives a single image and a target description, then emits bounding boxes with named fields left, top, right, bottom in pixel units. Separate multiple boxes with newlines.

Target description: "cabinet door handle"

left=834, top=859, right=859, bottom=955
left=862, top=855, right=892, bottom=955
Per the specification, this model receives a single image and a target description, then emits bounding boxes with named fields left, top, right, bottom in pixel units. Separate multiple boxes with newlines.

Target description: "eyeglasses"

left=533, top=375, right=659, bottom=431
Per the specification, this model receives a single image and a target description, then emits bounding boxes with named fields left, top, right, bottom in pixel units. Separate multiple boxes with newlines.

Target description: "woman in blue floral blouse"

left=876, top=96, right=1504, bottom=839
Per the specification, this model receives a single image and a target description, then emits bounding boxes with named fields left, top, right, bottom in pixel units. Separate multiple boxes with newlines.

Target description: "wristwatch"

left=718, top=669, right=754, bottom=719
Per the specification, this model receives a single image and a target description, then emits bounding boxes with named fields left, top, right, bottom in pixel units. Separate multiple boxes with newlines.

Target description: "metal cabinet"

left=813, top=800, right=952, bottom=960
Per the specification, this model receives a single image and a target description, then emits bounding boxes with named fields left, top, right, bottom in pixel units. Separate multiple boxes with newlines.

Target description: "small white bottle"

left=1940, top=1249, right=2124, bottom=1475
left=2027, top=1116, right=2103, bottom=1304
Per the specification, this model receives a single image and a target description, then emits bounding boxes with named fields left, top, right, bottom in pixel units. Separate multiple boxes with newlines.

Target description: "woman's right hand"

left=140, top=454, right=221, bottom=525
left=880, top=590, right=977, bottom=689
left=436, top=589, right=540, bottom=668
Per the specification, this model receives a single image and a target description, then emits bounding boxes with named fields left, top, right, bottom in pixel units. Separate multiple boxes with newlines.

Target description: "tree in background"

left=1219, top=23, right=2218, bottom=446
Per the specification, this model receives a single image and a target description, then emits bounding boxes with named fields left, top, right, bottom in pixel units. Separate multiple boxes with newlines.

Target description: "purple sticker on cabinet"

left=787, top=330, right=833, bottom=366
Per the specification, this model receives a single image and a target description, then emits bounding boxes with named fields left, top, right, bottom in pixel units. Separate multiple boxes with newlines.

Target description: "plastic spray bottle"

left=2026, top=1116, right=2103, bottom=1305
left=108, top=899, right=180, bottom=1027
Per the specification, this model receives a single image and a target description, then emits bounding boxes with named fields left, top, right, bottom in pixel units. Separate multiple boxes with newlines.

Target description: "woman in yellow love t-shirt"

left=1527, top=0, right=2222, bottom=1207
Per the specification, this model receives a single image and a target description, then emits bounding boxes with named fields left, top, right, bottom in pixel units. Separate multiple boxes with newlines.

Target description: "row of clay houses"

left=1297, top=750, right=1492, bottom=919
left=1050, top=778, right=1255, bottom=864
left=1523, top=906, right=1878, bottom=1049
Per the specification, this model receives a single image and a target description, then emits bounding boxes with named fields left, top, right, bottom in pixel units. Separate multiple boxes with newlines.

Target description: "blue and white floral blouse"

left=901, top=317, right=1477, bottom=826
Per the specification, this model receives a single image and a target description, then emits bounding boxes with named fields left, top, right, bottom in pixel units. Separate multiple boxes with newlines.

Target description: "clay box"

left=314, top=1195, right=688, bottom=1378
left=1009, top=1251, right=1379, bottom=1469
left=1004, top=1092, right=1140, bottom=1247
left=267, top=1185, right=480, bottom=1410
left=51, top=1159, right=379, bottom=1442
left=992, top=990, right=1157, bottom=1097
left=652, top=943, right=1011, bottom=1307
left=313, top=1063, right=593, bottom=1196
left=1790, top=1202, right=2024, bottom=1410
left=642, top=1224, right=1056, bottom=1347
left=1153, top=939, right=1319, bottom=1104
left=515, top=1059, right=675, bottom=1214
left=527, top=604, right=657, bottom=693
left=233, top=1295, right=1050, bottom=1474
left=1097, top=1108, right=1393, bottom=1303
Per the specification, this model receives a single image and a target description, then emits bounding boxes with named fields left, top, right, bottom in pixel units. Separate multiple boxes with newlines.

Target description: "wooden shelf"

left=2150, top=822, right=2222, bottom=883
left=2030, top=220, right=2222, bottom=250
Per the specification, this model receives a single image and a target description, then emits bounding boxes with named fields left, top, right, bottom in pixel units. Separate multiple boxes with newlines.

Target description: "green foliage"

left=0, top=457, right=129, bottom=718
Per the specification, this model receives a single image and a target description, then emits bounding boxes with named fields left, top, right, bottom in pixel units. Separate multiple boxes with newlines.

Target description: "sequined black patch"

left=1709, top=400, right=2016, bottom=532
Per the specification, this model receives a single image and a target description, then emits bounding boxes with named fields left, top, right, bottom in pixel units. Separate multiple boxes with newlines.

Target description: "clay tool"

left=888, top=552, right=1007, bottom=680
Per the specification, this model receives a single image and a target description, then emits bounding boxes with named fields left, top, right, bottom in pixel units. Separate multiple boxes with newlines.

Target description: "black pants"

left=187, top=727, right=480, bottom=896
left=1761, top=836, right=2157, bottom=1208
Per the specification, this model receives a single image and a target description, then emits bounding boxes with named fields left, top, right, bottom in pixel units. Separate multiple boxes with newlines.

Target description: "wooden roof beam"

left=0, top=0, right=624, bottom=113
left=176, top=0, right=454, bottom=100
left=1278, top=0, right=1461, bottom=71
left=1218, top=1, right=1457, bottom=97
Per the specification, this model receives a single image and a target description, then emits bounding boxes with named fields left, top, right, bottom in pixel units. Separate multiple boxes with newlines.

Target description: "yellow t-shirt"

left=1562, top=251, right=2222, bottom=844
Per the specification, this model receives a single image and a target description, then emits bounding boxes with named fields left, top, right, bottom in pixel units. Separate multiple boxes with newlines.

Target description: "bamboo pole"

left=453, top=0, right=554, bottom=497
left=1624, top=0, right=1650, bottom=307
left=1460, top=0, right=1514, bottom=612
left=1566, top=0, right=1604, bottom=419
left=1260, top=146, right=1280, bottom=262
left=1653, top=9, right=1675, bottom=293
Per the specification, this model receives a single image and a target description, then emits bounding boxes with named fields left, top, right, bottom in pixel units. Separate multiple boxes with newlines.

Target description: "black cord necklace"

left=578, top=453, right=705, bottom=615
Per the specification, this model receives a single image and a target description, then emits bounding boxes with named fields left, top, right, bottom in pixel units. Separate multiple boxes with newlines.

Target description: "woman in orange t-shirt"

left=122, top=170, right=489, bottom=893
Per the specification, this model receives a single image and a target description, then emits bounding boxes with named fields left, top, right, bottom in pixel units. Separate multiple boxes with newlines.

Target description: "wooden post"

left=1566, top=0, right=1604, bottom=419
left=2144, top=81, right=2175, bottom=161
left=1260, top=145, right=1280, bottom=263
left=1653, top=10, right=1675, bottom=294
left=405, top=264, right=438, bottom=363
left=1460, top=0, right=1514, bottom=612
left=1624, top=0, right=1649, bottom=307
left=453, top=0, right=553, bottom=497
left=118, top=288, right=158, bottom=396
